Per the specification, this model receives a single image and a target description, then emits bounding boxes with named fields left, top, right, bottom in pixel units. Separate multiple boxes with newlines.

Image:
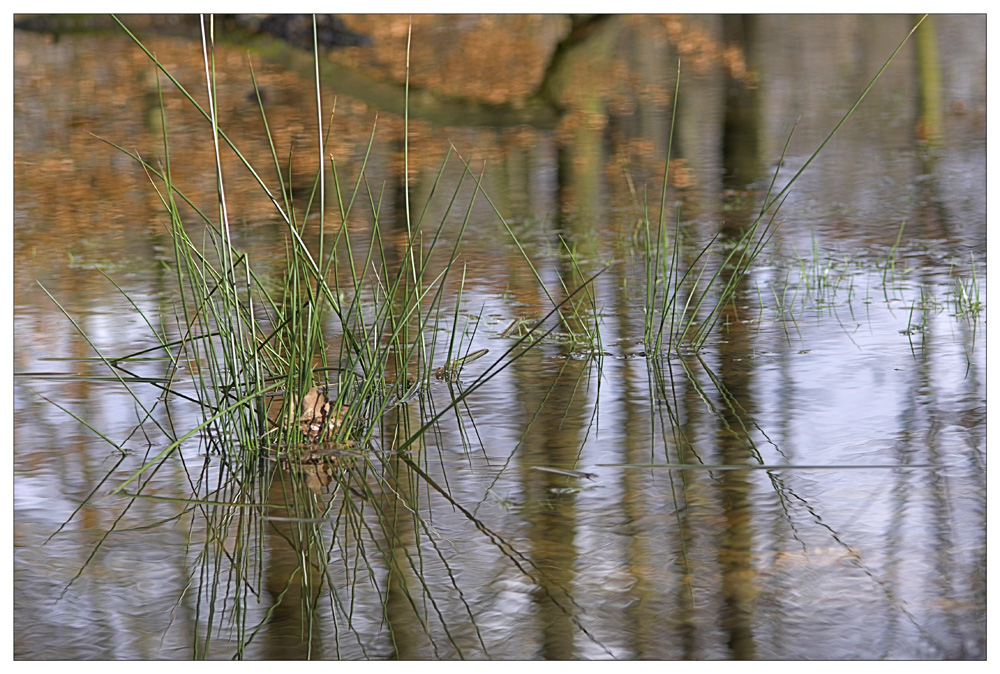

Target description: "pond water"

left=13, top=15, right=986, bottom=660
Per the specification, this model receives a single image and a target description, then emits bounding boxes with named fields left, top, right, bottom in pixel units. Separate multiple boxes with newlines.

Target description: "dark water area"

left=13, top=15, right=985, bottom=660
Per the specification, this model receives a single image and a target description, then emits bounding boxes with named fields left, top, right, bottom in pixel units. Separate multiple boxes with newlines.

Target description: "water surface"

left=13, top=14, right=985, bottom=660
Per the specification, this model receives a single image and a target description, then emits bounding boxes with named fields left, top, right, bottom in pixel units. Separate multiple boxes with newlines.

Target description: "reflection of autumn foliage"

left=335, top=15, right=558, bottom=104
left=335, top=14, right=754, bottom=105
left=554, top=107, right=608, bottom=147
left=657, top=15, right=756, bottom=85
left=14, top=14, right=759, bottom=289
left=325, top=14, right=755, bottom=196
left=14, top=32, right=403, bottom=244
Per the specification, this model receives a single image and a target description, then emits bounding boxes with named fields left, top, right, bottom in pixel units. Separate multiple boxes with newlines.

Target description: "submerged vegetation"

left=24, top=14, right=981, bottom=659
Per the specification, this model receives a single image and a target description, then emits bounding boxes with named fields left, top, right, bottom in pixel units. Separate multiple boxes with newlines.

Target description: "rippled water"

left=14, top=15, right=985, bottom=660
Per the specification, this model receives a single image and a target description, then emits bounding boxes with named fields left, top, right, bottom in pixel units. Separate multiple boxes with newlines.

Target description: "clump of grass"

left=636, top=17, right=927, bottom=354
left=38, top=16, right=611, bottom=659
left=638, top=93, right=785, bottom=353
left=788, top=237, right=858, bottom=311
left=876, top=219, right=911, bottom=304
left=952, top=252, right=985, bottom=319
